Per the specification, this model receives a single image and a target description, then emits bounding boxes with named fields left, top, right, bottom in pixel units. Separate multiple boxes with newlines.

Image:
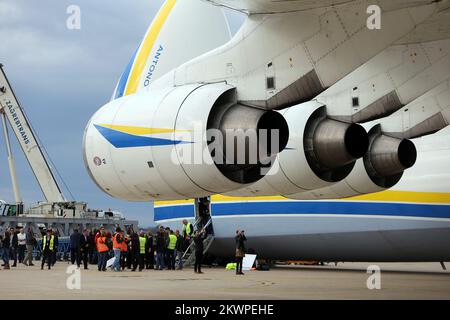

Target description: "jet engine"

left=226, top=101, right=370, bottom=196
left=287, top=124, right=417, bottom=200
left=83, top=83, right=288, bottom=201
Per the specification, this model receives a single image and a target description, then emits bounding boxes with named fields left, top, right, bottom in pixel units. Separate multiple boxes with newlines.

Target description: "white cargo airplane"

left=83, top=0, right=450, bottom=261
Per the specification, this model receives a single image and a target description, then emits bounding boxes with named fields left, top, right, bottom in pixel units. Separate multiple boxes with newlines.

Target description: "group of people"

left=1, top=220, right=248, bottom=275
left=0, top=227, right=37, bottom=269
left=67, top=219, right=209, bottom=273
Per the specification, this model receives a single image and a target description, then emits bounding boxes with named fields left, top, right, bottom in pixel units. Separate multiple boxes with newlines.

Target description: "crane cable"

left=20, top=103, right=77, bottom=202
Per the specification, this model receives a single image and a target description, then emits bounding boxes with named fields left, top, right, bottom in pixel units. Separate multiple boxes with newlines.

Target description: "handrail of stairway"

left=182, top=217, right=213, bottom=260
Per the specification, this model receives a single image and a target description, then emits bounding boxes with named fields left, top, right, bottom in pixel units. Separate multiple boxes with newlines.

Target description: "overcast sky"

left=0, top=0, right=245, bottom=226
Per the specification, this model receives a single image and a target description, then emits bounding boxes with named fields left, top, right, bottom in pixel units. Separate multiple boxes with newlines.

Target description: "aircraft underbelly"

left=161, top=215, right=450, bottom=261
left=209, top=216, right=450, bottom=261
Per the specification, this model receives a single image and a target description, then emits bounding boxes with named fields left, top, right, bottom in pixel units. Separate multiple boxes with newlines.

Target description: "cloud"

left=0, top=2, right=23, bottom=22
left=0, top=0, right=244, bottom=227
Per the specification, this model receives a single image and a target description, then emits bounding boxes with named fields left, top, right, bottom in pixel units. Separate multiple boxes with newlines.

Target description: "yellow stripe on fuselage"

left=155, top=191, right=450, bottom=207
left=124, top=0, right=177, bottom=96
left=99, top=124, right=177, bottom=135
left=348, top=190, right=450, bottom=204
left=155, top=195, right=287, bottom=207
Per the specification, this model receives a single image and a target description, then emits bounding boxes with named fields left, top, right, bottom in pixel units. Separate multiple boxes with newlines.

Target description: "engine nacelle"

left=226, top=101, right=369, bottom=196
left=83, top=83, right=288, bottom=201
left=287, top=124, right=417, bottom=200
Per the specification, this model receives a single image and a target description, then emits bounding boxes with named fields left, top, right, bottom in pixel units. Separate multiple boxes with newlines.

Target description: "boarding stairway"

left=181, top=207, right=215, bottom=267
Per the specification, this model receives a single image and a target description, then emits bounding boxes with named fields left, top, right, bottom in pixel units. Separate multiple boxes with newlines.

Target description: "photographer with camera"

left=235, top=229, right=247, bottom=275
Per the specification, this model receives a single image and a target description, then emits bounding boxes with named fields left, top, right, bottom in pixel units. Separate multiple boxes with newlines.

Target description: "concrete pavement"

left=1, top=262, right=450, bottom=299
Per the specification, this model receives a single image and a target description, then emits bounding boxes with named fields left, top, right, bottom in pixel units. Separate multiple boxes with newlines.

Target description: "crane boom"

left=1, top=111, right=22, bottom=203
left=0, top=64, right=66, bottom=203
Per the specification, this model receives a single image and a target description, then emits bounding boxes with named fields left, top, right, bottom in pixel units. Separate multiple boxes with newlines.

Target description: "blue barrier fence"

left=33, top=237, right=71, bottom=260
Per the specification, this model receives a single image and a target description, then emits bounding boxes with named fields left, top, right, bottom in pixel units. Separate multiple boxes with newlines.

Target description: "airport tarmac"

left=1, top=262, right=450, bottom=300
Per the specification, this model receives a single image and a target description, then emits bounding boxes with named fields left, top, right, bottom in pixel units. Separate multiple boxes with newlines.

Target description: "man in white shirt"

left=17, top=229, right=26, bottom=263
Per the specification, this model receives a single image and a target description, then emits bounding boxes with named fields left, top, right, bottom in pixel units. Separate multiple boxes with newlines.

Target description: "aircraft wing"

left=174, top=1, right=445, bottom=110
left=396, top=8, right=450, bottom=45
left=204, top=0, right=435, bottom=14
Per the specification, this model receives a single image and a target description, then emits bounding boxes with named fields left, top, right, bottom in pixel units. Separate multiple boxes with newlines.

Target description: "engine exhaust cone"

left=303, top=106, right=370, bottom=183
left=208, top=99, right=289, bottom=184
left=398, top=139, right=417, bottom=169
left=369, top=135, right=417, bottom=178
left=345, top=124, right=370, bottom=159
left=313, top=120, right=369, bottom=169
left=257, top=110, right=289, bottom=156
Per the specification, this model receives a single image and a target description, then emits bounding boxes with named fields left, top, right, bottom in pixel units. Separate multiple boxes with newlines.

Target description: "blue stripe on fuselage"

left=154, top=201, right=450, bottom=221
left=114, top=46, right=139, bottom=100
left=94, top=125, right=188, bottom=148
